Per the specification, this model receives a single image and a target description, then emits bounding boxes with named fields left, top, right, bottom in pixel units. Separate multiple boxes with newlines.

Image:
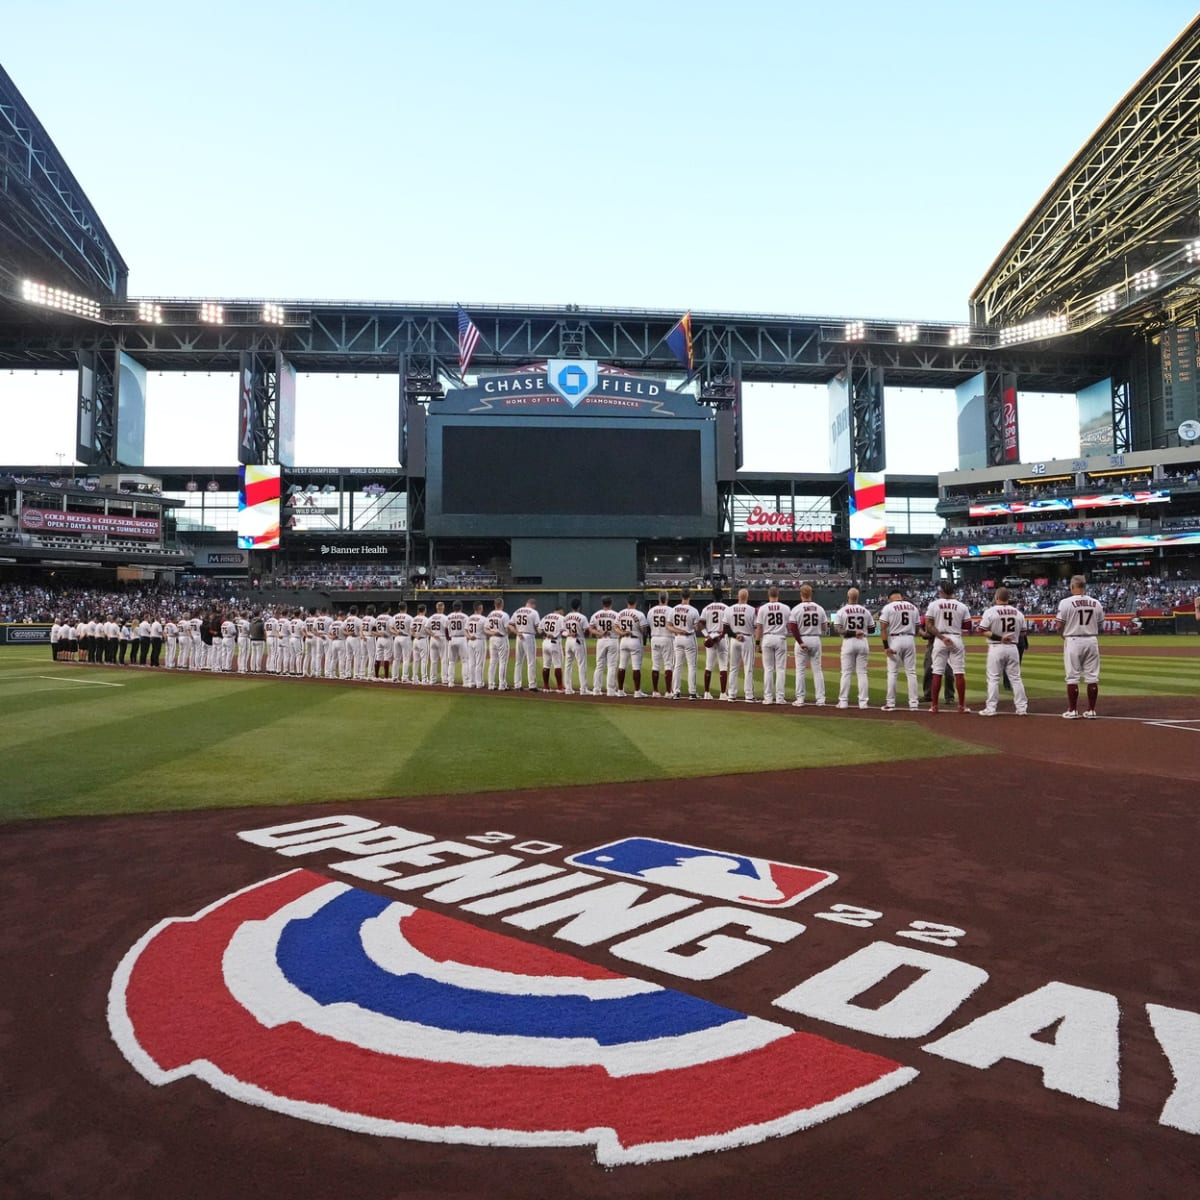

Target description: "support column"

left=238, top=350, right=278, bottom=465
left=850, top=364, right=886, bottom=472
left=76, top=344, right=117, bottom=467
left=1112, top=377, right=1133, bottom=454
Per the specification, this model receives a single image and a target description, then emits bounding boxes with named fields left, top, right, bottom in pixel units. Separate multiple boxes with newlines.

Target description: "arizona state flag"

left=664, top=312, right=694, bottom=373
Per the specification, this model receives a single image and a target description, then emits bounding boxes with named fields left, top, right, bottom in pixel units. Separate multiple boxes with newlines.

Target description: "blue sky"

left=1, top=1, right=1194, bottom=468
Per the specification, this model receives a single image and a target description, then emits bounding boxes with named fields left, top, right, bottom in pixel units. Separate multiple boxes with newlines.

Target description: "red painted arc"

left=122, top=872, right=905, bottom=1150
left=402, top=906, right=624, bottom=980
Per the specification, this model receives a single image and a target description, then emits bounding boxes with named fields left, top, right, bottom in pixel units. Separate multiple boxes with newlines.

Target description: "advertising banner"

left=827, top=375, right=851, bottom=474
left=193, top=549, right=251, bottom=569
left=238, top=357, right=258, bottom=466
left=76, top=352, right=95, bottom=463
left=0, top=624, right=51, bottom=645
left=276, top=354, right=297, bottom=467
left=20, top=508, right=161, bottom=539
left=955, top=372, right=987, bottom=470
left=1002, top=379, right=1019, bottom=463
left=1077, top=378, right=1114, bottom=456
left=116, top=352, right=147, bottom=467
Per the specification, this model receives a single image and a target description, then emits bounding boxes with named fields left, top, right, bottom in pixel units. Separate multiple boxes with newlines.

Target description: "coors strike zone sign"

left=437, top=361, right=706, bottom=419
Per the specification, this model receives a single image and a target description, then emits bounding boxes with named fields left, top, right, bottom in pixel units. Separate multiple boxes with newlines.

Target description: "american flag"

left=456, top=305, right=482, bottom=374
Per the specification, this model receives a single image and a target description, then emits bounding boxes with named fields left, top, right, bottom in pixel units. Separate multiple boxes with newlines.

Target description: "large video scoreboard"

left=424, top=363, right=718, bottom=538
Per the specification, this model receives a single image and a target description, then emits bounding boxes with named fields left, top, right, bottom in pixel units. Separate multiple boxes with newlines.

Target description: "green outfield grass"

left=1, top=636, right=1192, bottom=823
left=0, top=646, right=985, bottom=823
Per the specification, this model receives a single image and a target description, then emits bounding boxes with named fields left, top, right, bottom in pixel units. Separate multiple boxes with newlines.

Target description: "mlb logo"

left=565, top=838, right=837, bottom=908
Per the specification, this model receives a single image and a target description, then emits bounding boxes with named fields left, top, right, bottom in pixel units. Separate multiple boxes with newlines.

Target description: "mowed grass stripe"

left=383, top=696, right=661, bottom=798
left=1, top=684, right=350, bottom=818
left=0, top=672, right=291, bottom=749
left=600, top=704, right=968, bottom=775
left=83, top=688, right=457, bottom=818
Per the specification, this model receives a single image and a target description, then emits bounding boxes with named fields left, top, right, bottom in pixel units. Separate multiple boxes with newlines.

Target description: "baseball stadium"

left=3, top=11, right=1200, bottom=1200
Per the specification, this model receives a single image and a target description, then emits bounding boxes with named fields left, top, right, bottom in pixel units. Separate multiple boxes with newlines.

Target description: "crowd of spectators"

left=0, top=581, right=250, bottom=624
left=857, top=575, right=1200, bottom=615
left=1161, top=465, right=1200, bottom=486
left=942, top=518, right=1129, bottom=543
left=268, top=564, right=500, bottom=591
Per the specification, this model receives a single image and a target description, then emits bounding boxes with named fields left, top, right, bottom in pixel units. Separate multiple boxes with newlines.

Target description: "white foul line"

left=32, top=675, right=126, bottom=688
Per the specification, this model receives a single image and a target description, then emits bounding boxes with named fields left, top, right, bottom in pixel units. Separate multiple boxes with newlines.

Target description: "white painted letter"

left=1147, top=1003, right=1200, bottom=1134
left=503, top=882, right=698, bottom=946
left=611, top=908, right=804, bottom=981
left=237, top=814, right=379, bottom=847
left=924, top=982, right=1120, bottom=1109
left=276, top=825, right=434, bottom=858
left=773, top=941, right=988, bottom=1037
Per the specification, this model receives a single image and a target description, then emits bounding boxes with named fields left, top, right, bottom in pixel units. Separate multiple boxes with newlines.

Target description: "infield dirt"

left=3, top=699, right=1200, bottom=1199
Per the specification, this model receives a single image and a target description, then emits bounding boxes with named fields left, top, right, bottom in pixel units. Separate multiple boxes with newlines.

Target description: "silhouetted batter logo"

left=566, top=838, right=838, bottom=908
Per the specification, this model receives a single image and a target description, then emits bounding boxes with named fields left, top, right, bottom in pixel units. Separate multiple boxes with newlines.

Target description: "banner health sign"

left=848, top=472, right=886, bottom=552
left=238, top=466, right=281, bottom=551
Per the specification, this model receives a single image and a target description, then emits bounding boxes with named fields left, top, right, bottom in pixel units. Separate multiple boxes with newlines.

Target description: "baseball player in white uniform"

left=163, top=619, right=179, bottom=669
left=485, top=598, right=511, bottom=690
left=539, top=606, right=566, bottom=692
left=362, top=607, right=378, bottom=678
left=833, top=588, right=874, bottom=709
left=616, top=595, right=648, bottom=697
left=373, top=607, right=392, bottom=679
left=1056, top=574, right=1104, bottom=718
left=466, top=602, right=487, bottom=688
left=670, top=588, right=701, bottom=700
left=589, top=597, right=620, bottom=697
left=723, top=588, right=756, bottom=702
left=509, top=598, right=541, bottom=690
left=236, top=613, right=251, bottom=673
left=788, top=585, right=827, bottom=707
left=289, top=612, right=305, bottom=677
left=446, top=601, right=469, bottom=686
left=755, top=586, right=791, bottom=704
left=699, top=590, right=728, bottom=700
left=562, top=599, right=590, bottom=694
left=426, top=602, right=449, bottom=685
left=343, top=608, right=363, bottom=680
left=410, top=606, right=429, bottom=683
left=392, top=604, right=413, bottom=682
left=877, top=588, right=922, bottom=711
left=219, top=616, right=237, bottom=672
left=646, top=591, right=676, bottom=697
left=978, top=586, right=1029, bottom=716
left=924, top=582, right=972, bottom=713
left=325, top=614, right=345, bottom=680
left=190, top=615, right=205, bottom=670
left=302, top=610, right=321, bottom=678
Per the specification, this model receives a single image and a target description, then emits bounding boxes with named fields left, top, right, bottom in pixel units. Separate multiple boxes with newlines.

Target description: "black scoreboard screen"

left=426, top=417, right=717, bottom=537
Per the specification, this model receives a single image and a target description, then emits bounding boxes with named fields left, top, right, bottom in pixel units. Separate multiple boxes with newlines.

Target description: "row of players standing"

left=51, top=578, right=1106, bottom=716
